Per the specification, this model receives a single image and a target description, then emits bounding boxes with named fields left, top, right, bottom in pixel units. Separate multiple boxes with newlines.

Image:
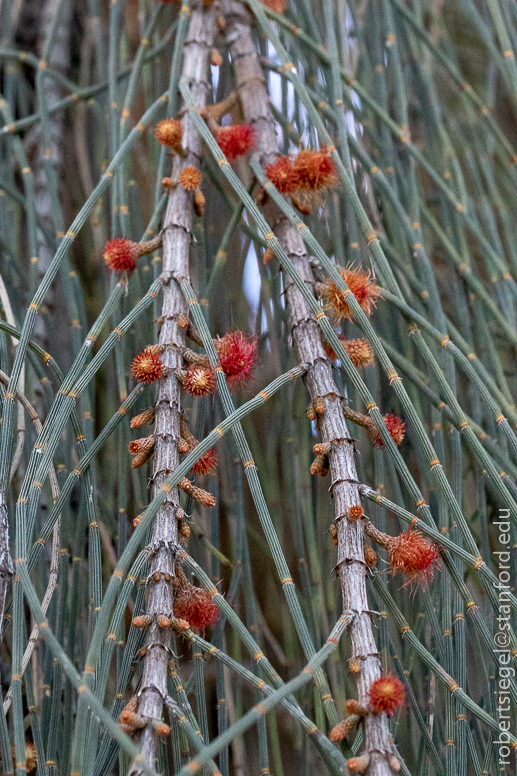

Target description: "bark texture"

left=128, top=6, right=214, bottom=773
left=225, top=4, right=392, bottom=772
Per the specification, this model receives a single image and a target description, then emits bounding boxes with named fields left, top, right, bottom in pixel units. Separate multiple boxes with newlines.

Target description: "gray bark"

left=225, top=5, right=392, bottom=772
left=128, top=6, right=214, bottom=773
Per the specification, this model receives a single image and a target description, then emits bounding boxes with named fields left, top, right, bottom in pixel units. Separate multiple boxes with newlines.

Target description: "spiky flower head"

left=179, top=167, right=202, bottom=191
left=348, top=504, right=364, bottom=521
left=293, top=147, right=337, bottom=191
left=322, top=264, right=381, bottom=321
left=373, top=413, right=406, bottom=448
left=131, top=348, right=165, bottom=384
left=103, top=238, right=141, bottom=272
left=214, top=330, right=258, bottom=389
left=183, top=365, right=216, bottom=396
left=215, top=125, right=256, bottom=159
left=387, top=527, right=441, bottom=589
left=155, top=118, right=183, bottom=148
left=190, top=446, right=218, bottom=475
left=368, top=674, right=405, bottom=716
left=265, top=155, right=300, bottom=194
left=173, top=577, right=219, bottom=632
left=323, top=335, right=374, bottom=368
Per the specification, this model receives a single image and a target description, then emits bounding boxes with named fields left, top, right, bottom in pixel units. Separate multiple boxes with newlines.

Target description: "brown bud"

left=346, top=699, right=361, bottom=714
left=347, top=659, right=361, bottom=676
left=139, top=647, right=147, bottom=658
left=348, top=505, right=364, bottom=521
left=307, top=403, right=316, bottom=421
left=153, top=571, right=161, bottom=582
left=157, top=615, right=171, bottom=629
left=162, top=177, right=177, bottom=190
left=153, top=722, right=170, bottom=736
left=130, top=407, right=155, bottom=429
left=171, top=617, right=190, bottom=633
left=329, top=524, right=338, bottom=546
left=178, top=314, right=189, bottom=329
left=291, top=195, right=311, bottom=216
left=263, top=247, right=275, bottom=264
left=179, top=477, right=216, bottom=508
left=164, top=572, right=171, bottom=582
left=310, top=455, right=329, bottom=477
left=211, top=48, right=223, bottom=66
left=176, top=507, right=186, bottom=521
left=216, top=14, right=226, bottom=30
left=313, top=396, right=326, bottom=414
left=132, top=615, right=152, bottom=628
left=131, top=447, right=154, bottom=469
left=178, top=437, right=190, bottom=454
left=133, top=513, right=144, bottom=527
left=329, top=720, right=348, bottom=743
left=194, top=189, right=206, bottom=217
left=128, top=435, right=155, bottom=455
left=389, top=755, right=401, bottom=772
left=346, top=755, right=370, bottom=773
left=313, top=442, right=331, bottom=455
left=179, top=524, right=191, bottom=539
left=364, top=544, right=377, bottom=567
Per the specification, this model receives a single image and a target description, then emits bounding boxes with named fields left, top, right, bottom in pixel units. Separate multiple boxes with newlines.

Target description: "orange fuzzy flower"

left=155, top=118, right=183, bottom=148
left=322, top=264, right=381, bottom=321
left=190, top=446, right=218, bottom=475
left=179, top=167, right=202, bottom=191
left=103, top=238, right=140, bottom=272
left=215, top=125, right=256, bottom=159
left=215, top=330, right=258, bottom=389
left=260, top=0, right=286, bottom=11
left=131, top=348, right=165, bottom=384
left=368, top=674, right=405, bottom=716
left=373, top=413, right=406, bottom=448
left=183, top=365, right=216, bottom=396
left=173, top=584, right=219, bottom=632
left=293, top=148, right=337, bottom=191
left=265, top=155, right=300, bottom=194
left=387, top=527, right=440, bottom=588
left=323, top=335, right=374, bottom=368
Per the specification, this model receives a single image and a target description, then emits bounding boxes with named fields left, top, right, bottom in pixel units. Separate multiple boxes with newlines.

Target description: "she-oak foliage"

left=0, top=0, right=516, bottom=774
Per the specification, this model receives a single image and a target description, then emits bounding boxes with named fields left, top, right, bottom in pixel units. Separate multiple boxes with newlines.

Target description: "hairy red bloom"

left=190, top=446, right=218, bottom=475
left=183, top=365, right=216, bottom=396
left=293, top=148, right=337, bottom=191
left=323, top=264, right=381, bottom=321
left=131, top=348, right=165, bottom=384
left=387, top=527, right=441, bottom=588
left=173, top=585, right=219, bottom=632
left=155, top=118, right=183, bottom=148
left=265, top=155, right=300, bottom=194
left=369, top=674, right=405, bottom=716
left=215, top=124, right=256, bottom=159
left=323, top=335, right=374, bottom=368
left=103, top=238, right=140, bottom=272
left=373, top=413, right=406, bottom=448
left=179, top=167, right=202, bottom=191
left=215, top=330, right=258, bottom=389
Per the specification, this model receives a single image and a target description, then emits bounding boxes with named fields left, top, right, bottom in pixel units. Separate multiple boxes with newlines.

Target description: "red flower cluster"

left=190, top=446, right=218, bottom=475
left=215, top=125, right=256, bottom=159
left=215, top=330, right=258, bottom=389
left=369, top=674, right=405, bottom=716
left=104, top=238, right=141, bottom=272
left=322, top=264, right=381, bottom=321
left=265, top=148, right=336, bottom=194
left=373, top=413, right=406, bottom=448
left=388, top=527, right=441, bottom=589
left=173, top=584, right=219, bottom=632
left=132, top=348, right=165, bottom=384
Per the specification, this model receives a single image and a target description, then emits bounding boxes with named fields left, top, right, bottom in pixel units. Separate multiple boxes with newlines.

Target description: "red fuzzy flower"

left=214, top=330, right=258, bottom=389
left=183, top=365, right=216, bottom=396
left=265, top=156, right=300, bottom=194
left=132, top=348, right=165, bottom=384
left=323, top=264, right=381, bottom=321
left=373, top=413, right=406, bottom=448
left=387, top=527, right=441, bottom=589
left=215, top=125, right=256, bottom=159
left=293, top=148, right=337, bottom=191
left=104, top=238, right=141, bottom=272
left=173, top=585, right=219, bottom=632
left=369, top=674, right=405, bottom=716
left=190, top=446, right=218, bottom=475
